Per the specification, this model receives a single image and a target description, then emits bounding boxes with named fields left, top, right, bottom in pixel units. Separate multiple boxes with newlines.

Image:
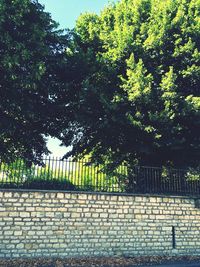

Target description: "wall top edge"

left=0, top=188, right=199, bottom=199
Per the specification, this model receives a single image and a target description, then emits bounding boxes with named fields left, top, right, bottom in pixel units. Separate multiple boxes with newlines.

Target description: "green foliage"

left=57, top=0, right=200, bottom=174
left=1, top=158, right=200, bottom=194
left=0, top=0, right=68, bottom=164
left=186, top=167, right=200, bottom=181
left=22, top=179, right=76, bottom=191
left=0, top=159, right=127, bottom=192
left=0, top=160, right=32, bottom=184
left=67, top=161, right=127, bottom=192
left=0, top=159, right=76, bottom=190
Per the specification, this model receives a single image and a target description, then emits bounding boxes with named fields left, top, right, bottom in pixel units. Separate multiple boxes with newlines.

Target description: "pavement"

left=73, top=263, right=200, bottom=267
left=138, top=263, right=200, bottom=267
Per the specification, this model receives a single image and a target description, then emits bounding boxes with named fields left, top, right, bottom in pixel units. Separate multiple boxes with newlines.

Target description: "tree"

left=57, top=0, right=200, bottom=171
left=0, top=0, right=68, bottom=164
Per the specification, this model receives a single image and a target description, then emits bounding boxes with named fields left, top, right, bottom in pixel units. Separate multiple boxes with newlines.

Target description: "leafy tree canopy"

left=0, top=0, right=68, bottom=164
left=58, top=0, right=200, bottom=170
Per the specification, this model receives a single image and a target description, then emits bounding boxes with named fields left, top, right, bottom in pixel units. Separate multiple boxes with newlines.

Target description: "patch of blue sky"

left=38, top=0, right=117, bottom=29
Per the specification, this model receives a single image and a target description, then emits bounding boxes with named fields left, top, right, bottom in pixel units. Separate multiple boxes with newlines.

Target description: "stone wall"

left=0, top=190, right=200, bottom=258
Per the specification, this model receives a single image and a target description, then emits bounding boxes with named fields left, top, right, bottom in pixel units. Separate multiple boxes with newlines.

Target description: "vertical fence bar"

left=174, top=169, right=178, bottom=194
left=0, top=160, right=3, bottom=186
left=88, top=161, right=92, bottom=191
left=34, top=161, right=38, bottom=181
left=17, top=159, right=22, bottom=187
left=78, top=160, right=81, bottom=189
left=5, top=161, right=10, bottom=185
left=97, top=165, right=101, bottom=191
left=0, top=160, right=2, bottom=185
left=54, top=157, right=58, bottom=180
left=71, top=160, right=74, bottom=186
left=57, top=157, right=61, bottom=181
left=13, top=159, right=19, bottom=187
left=50, top=157, right=54, bottom=180
left=60, top=158, right=64, bottom=182
left=82, top=160, right=85, bottom=189
left=80, top=160, right=84, bottom=189
left=76, top=160, right=82, bottom=188
left=77, top=160, right=80, bottom=189
left=176, top=169, right=180, bottom=194
left=94, top=164, right=97, bottom=191
left=2, top=161, right=6, bottom=182
left=63, top=159, right=67, bottom=183
left=87, top=159, right=90, bottom=190
left=73, top=160, right=76, bottom=187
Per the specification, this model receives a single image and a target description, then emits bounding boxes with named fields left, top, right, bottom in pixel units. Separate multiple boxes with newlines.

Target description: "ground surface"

left=1, top=256, right=200, bottom=267
left=158, top=264, right=199, bottom=267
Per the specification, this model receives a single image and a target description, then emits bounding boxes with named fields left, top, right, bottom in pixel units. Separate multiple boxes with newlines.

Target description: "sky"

left=38, top=0, right=116, bottom=29
left=38, top=0, right=117, bottom=158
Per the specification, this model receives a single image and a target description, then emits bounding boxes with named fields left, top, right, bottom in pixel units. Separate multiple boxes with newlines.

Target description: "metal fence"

left=0, top=157, right=200, bottom=196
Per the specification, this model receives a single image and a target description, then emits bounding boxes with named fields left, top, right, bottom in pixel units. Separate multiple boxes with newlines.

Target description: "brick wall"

left=0, top=190, right=200, bottom=258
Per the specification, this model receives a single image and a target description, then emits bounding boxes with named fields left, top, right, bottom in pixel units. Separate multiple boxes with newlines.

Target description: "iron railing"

left=0, top=157, right=199, bottom=196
